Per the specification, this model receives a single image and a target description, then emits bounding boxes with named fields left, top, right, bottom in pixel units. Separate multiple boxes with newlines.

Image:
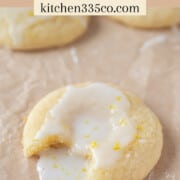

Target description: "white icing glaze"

left=36, top=83, right=136, bottom=179
left=37, top=148, right=88, bottom=180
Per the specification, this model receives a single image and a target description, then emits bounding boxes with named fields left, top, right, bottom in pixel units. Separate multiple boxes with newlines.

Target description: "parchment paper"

left=0, top=17, right=180, bottom=180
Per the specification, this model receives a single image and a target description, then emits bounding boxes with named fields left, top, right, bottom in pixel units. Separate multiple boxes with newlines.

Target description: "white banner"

left=34, top=0, right=146, bottom=16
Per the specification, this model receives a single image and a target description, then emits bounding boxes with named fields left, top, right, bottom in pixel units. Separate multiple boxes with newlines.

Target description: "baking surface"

left=0, top=17, right=180, bottom=180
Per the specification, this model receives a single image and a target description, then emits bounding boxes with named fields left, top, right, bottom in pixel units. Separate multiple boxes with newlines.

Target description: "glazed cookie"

left=110, top=8, right=180, bottom=28
left=23, top=83, right=163, bottom=180
left=0, top=8, right=89, bottom=50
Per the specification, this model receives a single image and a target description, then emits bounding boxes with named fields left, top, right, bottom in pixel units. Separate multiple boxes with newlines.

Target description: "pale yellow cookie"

left=110, top=8, right=180, bottom=28
left=23, top=83, right=163, bottom=180
left=0, top=8, right=89, bottom=50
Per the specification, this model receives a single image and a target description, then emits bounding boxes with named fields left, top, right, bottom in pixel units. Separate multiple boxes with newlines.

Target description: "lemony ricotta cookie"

left=110, top=8, right=180, bottom=28
left=0, top=8, right=89, bottom=50
left=23, top=83, right=163, bottom=180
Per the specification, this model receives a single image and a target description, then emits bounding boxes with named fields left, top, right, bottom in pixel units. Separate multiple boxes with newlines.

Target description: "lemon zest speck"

left=90, top=141, right=98, bottom=148
left=136, top=125, right=143, bottom=131
left=28, top=11, right=34, bottom=16
left=53, top=164, right=58, bottom=169
left=82, top=167, right=87, bottom=172
left=108, top=104, right=116, bottom=112
left=113, top=143, right=121, bottom=151
left=134, top=134, right=140, bottom=140
left=61, top=167, right=65, bottom=172
left=119, top=118, right=127, bottom=126
left=84, top=120, right=89, bottom=124
left=84, top=135, right=90, bottom=139
left=116, top=96, right=121, bottom=101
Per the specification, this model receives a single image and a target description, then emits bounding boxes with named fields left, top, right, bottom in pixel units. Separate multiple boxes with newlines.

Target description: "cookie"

left=110, top=8, right=180, bottom=28
left=23, top=83, right=163, bottom=180
left=0, top=8, right=89, bottom=50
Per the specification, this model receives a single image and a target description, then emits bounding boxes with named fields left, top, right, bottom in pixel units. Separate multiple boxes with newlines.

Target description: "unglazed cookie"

left=0, top=8, right=89, bottom=50
left=110, top=8, right=180, bottom=28
left=23, top=83, right=163, bottom=180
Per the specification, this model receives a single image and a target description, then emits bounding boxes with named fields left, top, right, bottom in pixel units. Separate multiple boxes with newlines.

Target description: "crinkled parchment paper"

left=0, top=17, right=180, bottom=180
